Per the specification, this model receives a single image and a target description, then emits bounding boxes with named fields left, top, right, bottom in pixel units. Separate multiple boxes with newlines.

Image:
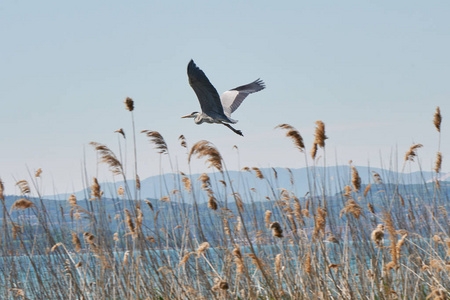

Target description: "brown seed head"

left=434, top=106, right=442, bottom=132
left=11, top=198, right=35, bottom=210
left=90, top=142, right=123, bottom=175
left=371, top=224, right=385, bottom=247
left=114, top=128, right=126, bottom=138
left=351, top=166, right=361, bottom=192
left=189, top=140, right=223, bottom=171
left=196, top=242, right=210, bottom=256
left=314, top=120, right=327, bottom=148
left=275, top=124, right=305, bottom=152
left=178, top=135, right=187, bottom=148
left=252, top=167, right=264, bottom=179
left=405, top=144, right=423, bottom=162
left=270, top=221, right=284, bottom=238
left=141, top=130, right=169, bottom=154
left=124, top=97, right=134, bottom=111
left=72, top=232, right=82, bottom=252
left=16, top=180, right=30, bottom=195
left=435, top=152, right=442, bottom=174
left=35, top=168, right=42, bottom=178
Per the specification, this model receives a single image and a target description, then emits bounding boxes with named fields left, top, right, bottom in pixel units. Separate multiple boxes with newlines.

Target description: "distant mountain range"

left=46, top=166, right=448, bottom=202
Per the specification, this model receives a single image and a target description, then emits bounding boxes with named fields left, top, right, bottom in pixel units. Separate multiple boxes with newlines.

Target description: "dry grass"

left=0, top=106, right=448, bottom=300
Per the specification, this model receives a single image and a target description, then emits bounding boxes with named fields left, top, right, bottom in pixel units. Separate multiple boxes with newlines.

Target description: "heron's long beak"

left=181, top=114, right=192, bottom=119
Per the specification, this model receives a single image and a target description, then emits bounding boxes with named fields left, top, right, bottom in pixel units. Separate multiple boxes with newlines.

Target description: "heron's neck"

left=194, top=113, right=203, bottom=124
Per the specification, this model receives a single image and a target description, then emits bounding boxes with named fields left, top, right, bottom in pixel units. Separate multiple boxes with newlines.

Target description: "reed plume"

left=181, top=176, right=192, bottom=192
left=124, top=209, right=136, bottom=235
left=178, top=135, right=187, bottom=148
left=314, top=120, right=327, bottom=148
left=311, top=142, right=318, bottom=160
left=371, top=224, right=384, bottom=247
left=136, top=174, right=141, bottom=190
left=72, top=232, right=81, bottom=252
left=208, top=196, right=218, bottom=210
left=275, top=254, right=282, bottom=274
left=114, top=128, right=126, bottom=138
left=35, top=168, right=42, bottom=177
left=189, top=140, right=223, bottom=172
left=351, top=166, right=361, bottom=192
left=264, top=210, right=272, bottom=228
left=435, top=152, right=442, bottom=173
left=11, top=198, right=35, bottom=210
left=16, top=180, right=30, bottom=195
left=314, top=206, right=327, bottom=237
left=270, top=221, right=283, bottom=238
left=405, top=144, right=423, bottom=162
left=434, top=106, right=442, bottom=132
left=196, top=242, right=210, bottom=256
left=90, top=177, right=102, bottom=200
left=372, top=171, right=382, bottom=184
left=141, top=130, right=169, bottom=154
left=252, top=167, right=264, bottom=179
left=89, top=142, right=123, bottom=175
left=340, top=199, right=363, bottom=219
left=232, top=247, right=245, bottom=274
left=117, top=186, right=124, bottom=196
left=233, top=193, right=244, bottom=213
left=0, top=178, right=4, bottom=200
left=275, top=124, right=305, bottom=151
left=124, top=97, right=134, bottom=111
left=364, top=183, right=371, bottom=197
left=179, top=252, right=193, bottom=266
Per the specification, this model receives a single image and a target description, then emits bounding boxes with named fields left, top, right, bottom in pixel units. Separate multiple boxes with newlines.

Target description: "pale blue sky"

left=1, top=1, right=449, bottom=195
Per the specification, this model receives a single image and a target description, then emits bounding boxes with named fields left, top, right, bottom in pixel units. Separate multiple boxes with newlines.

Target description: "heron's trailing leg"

left=222, top=123, right=243, bottom=136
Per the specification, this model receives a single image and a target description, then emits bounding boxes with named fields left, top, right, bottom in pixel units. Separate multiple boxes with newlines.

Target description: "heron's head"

left=181, top=112, right=199, bottom=119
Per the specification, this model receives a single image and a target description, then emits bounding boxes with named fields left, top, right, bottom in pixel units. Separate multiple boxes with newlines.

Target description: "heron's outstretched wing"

left=221, top=79, right=265, bottom=117
left=187, top=60, right=226, bottom=116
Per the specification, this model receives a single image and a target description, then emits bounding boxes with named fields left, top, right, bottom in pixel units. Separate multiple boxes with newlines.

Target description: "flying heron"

left=182, top=59, right=265, bottom=136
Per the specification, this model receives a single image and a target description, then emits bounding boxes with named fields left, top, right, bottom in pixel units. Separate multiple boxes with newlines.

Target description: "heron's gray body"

left=184, top=60, right=265, bottom=136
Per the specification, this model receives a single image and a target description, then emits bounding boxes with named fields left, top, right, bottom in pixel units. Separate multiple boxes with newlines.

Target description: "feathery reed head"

left=35, top=168, right=42, bottom=178
left=0, top=178, right=4, bottom=200
left=90, top=177, right=102, bottom=200
left=435, top=152, right=442, bottom=173
left=11, top=198, right=35, bottom=210
left=124, top=209, right=136, bottom=235
left=405, top=144, right=423, bottom=162
left=196, top=242, right=210, bottom=256
left=270, top=221, right=284, bottom=238
left=208, top=196, right=218, bottom=210
left=311, top=142, right=318, bottom=160
left=434, top=106, right=442, bottom=132
left=72, top=232, right=81, bottom=252
left=252, top=167, right=264, bottom=179
left=275, top=124, right=305, bottom=152
left=189, top=140, right=223, bottom=171
left=178, top=135, right=187, bottom=148
left=16, top=180, right=30, bottom=195
left=351, top=166, right=361, bottom=192
left=68, top=194, right=77, bottom=206
left=90, top=142, right=123, bottom=175
left=314, top=120, right=327, bottom=148
left=124, top=97, right=134, bottom=111
left=371, top=224, right=385, bottom=247
left=114, top=128, right=126, bottom=139
left=117, top=185, right=124, bottom=196
left=141, top=130, right=169, bottom=154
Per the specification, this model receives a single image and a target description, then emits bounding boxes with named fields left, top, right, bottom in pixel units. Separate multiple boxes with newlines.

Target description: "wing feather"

left=221, top=79, right=265, bottom=117
left=187, top=60, right=227, bottom=116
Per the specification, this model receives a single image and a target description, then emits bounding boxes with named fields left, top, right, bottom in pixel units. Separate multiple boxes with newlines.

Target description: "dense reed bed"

left=0, top=102, right=448, bottom=299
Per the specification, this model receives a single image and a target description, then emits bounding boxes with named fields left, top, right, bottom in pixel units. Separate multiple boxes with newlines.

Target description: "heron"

left=182, top=59, right=265, bottom=136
